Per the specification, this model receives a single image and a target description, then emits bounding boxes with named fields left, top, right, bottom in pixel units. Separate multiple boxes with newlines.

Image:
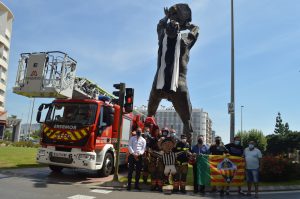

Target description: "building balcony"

left=5, top=29, right=11, bottom=40
left=0, top=35, right=10, bottom=49
left=0, top=95, right=4, bottom=103
left=2, top=49, right=8, bottom=61
left=0, top=58, right=8, bottom=70
left=0, top=82, right=6, bottom=92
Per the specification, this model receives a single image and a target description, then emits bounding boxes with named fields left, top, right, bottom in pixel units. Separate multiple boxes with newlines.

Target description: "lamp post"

left=241, top=105, right=244, bottom=132
left=229, top=0, right=235, bottom=142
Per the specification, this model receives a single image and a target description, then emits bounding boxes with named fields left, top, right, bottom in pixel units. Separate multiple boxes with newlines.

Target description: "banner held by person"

left=197, top=155, right=245, bottom=186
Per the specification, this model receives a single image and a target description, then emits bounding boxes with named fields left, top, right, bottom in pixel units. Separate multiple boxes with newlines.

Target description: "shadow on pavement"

left=0, top=165, right=128, bottom=189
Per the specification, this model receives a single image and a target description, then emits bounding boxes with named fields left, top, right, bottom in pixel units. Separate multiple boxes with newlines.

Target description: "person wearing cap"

left=172, top=134, right=190, bottom=194
left=209, top=136, right=228, bottom=196
left=191, top=135, right=210, bottom=195
left=127, top=127, right=146, bottom=191
left=225, top=136, right=245, bottom=195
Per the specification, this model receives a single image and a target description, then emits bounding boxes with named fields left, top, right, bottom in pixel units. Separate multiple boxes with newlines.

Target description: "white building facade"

left=0, top=2, right=13, bottom=139
left=136, top=107, right=215, bottom=145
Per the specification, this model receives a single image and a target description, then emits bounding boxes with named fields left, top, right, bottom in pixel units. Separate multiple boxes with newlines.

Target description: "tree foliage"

left=236, top=129, right=267, bottom=152
left=31, top=129, right=41, bottom=139
left=266, top=112, right=300, bottom=155
left=4, top=130, right=12, bottom=140
left=274, top=112, right=286, bottom=135
left=266, top=131, right=300, bottom=155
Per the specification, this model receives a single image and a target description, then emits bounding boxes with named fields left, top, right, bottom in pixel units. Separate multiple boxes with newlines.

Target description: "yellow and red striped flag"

left=197, top=155, right=245, bottom=186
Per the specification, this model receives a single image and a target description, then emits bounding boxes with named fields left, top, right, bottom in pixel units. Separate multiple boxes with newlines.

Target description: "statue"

left=147, top=3, right=199, bottom=140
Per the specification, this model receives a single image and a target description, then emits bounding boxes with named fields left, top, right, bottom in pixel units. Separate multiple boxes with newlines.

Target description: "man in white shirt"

left=127, top=127, right=146, bottom=191
left=244, top=140, right=262, bottom=198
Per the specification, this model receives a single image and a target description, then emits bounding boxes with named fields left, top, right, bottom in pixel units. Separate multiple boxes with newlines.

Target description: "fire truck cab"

left=36, top=98, right=133, bottom=176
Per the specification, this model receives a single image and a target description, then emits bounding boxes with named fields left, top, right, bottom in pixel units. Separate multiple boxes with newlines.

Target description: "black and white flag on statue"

left=156, top=31, right=181, bottom=92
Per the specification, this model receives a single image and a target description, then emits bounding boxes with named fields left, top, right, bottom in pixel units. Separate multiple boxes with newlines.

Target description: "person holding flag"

left=209, top=136, right=228, bottom=196
left=191, top=135, right=210, bottom=195
left=225, top=136, right=245, bottom=195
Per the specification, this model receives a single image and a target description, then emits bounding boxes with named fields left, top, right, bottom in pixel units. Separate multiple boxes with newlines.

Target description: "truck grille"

left=55, top=147, right=72, bottom=152
left=49, top=153, right=73, bottom=164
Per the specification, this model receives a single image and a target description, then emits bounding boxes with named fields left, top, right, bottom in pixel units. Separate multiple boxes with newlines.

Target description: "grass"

left=0, top=146, right=44, bottom=169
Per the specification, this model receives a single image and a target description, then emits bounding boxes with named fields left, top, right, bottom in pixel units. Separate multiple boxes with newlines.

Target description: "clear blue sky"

left=2, top=0, right=300, bottom=143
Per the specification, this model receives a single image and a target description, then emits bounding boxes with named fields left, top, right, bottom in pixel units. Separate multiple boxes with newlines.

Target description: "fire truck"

left=13, top=51, right=144, bottom=176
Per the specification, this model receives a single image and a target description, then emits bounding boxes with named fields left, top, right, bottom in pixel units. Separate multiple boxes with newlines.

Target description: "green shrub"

left=11, top=141, right=40, bottom=148
left=260, top=155, right=300, bottom=181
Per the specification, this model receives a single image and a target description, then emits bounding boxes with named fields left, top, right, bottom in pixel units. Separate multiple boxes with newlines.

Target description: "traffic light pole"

left=113, top=83, right=125, bottom=182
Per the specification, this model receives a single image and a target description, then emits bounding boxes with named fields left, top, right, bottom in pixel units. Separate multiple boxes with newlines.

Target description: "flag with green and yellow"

left=197, top=155, right=245, bottom=186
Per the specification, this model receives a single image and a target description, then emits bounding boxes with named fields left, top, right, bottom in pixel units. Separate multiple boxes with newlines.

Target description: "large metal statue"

left=148, top=4, right=199, bottom=139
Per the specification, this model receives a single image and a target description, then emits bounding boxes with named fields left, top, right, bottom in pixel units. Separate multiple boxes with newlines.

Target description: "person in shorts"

left=244, top=140, right=262, bottom=198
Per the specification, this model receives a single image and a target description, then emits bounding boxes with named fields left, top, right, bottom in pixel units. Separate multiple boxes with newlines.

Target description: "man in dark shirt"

left=191, top=135, right=210, bottom=194
left=209, top=136, right=228, bottom=196
left=142, top=127, right=152, bottom=183
left=225, top=136, right=243, bottom=156
left=225, top=136, right=245, bottom=195
left=209, top=136, right=228, bottom=155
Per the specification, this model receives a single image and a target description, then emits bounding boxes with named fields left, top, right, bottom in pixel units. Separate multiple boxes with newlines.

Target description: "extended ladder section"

left=73, top=77, right=116, bottom=99
left=13, top=51, right=116, bottom=100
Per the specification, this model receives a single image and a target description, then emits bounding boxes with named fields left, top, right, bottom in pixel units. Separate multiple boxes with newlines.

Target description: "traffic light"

left=112, top=83, right=125, bottom=105
left=124, top=88, right=134, bottom=113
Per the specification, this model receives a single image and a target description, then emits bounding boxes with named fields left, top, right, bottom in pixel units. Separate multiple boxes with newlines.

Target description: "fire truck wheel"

left=99, top=152, right=114, bottom=177
left=49, top=165, right=64, bottom=172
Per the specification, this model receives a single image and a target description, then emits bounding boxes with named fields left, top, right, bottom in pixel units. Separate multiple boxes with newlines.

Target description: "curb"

left=98, top=183, right=300, bottom=192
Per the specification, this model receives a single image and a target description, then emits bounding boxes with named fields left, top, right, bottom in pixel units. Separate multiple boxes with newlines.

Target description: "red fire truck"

left=13, top=51, right=144, bottom=176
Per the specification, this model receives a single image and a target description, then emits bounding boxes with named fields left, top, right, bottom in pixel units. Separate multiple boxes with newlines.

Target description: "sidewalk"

left=99, top=170, right=300, bottom=192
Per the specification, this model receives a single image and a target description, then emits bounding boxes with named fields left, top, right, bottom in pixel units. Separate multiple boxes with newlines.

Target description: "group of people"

left=127, top=127, right=262, bottom=198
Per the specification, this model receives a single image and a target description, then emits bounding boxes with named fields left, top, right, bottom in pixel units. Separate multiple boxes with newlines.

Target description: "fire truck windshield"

left=45, top=103, right=97, bottom=125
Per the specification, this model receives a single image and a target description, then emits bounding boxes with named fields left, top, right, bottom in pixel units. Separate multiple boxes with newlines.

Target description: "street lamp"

left=229, top=0, right=235, bottom=142
left=241, top=105, right=244, bottom=132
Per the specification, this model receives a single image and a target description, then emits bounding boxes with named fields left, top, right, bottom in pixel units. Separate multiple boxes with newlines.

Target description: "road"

left=0, top=167, right=299, bottom=199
